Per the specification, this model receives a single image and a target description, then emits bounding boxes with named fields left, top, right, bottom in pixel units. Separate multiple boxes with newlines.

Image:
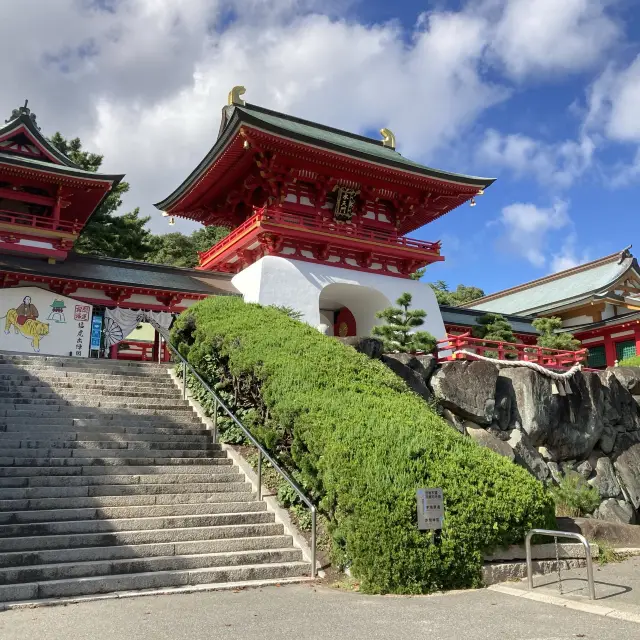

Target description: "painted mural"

left=0, top=287, right=93, bottom=357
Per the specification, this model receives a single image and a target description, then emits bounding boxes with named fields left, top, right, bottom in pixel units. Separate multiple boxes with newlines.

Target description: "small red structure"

left=437, top=332, right=587, bottom=370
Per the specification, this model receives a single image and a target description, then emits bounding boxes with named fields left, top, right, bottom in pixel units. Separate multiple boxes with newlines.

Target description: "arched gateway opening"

left=319, top=283, right=391, bottom=337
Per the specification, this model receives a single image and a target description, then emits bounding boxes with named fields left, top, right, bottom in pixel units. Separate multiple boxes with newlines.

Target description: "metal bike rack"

left=526, top=529, right=596, bottom=600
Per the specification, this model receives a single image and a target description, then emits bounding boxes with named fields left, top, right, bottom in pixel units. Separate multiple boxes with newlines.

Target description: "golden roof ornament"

left=380, top=128, right=396, bottom=149
left=228, top=86, right=246, bottom=107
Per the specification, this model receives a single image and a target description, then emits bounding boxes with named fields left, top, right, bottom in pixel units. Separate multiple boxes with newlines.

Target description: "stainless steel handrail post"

left=182, top=361, right=187, bottom=399
left=160, top=332, right=318, bottom=579
left=525, top=528, right=595, bottom=600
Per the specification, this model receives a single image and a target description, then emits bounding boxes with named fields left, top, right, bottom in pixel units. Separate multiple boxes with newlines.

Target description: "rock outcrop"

left=378, top=349, right=640, bottom=526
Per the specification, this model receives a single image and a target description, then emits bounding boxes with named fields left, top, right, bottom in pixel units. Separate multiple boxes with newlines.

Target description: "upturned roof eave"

left=155, top=106, right=495, bottom=213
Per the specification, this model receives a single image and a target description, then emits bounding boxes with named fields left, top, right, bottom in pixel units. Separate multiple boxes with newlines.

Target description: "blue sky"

left=1, top=0, right=639, bottom=297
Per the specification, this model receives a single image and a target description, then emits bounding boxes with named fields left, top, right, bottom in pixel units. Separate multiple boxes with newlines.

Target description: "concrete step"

left=0, top=400, right=193, bottom=410
left=0, top=354, right=169, bottom=369
left=0, top=560, right=310, bottom=602
left=0, top=389, right=182, bottom=400
left=1, top=418, right=203, bottom=429
left=0, top=456, right=227, bottom=468
left=0, top=547, right=302, bottom=586
left=0, top=371, right=174, bottom=383
left=0, top=432, right=212, bottom=445
left=1, top=408, right=197, bottom=419
left=0, top=521, right=285, bottom=552
left=0, top=471, right=241, bottom=488
left=0, top=449, right=217, bottom=461
left=0, top=534, right=293, bottom=568
left=0, top=439, right=213, bottom=451
left=0, top=463, right=231, bottom=478
left=0, top=510, right=274, bottom=539
left=0, top=380, right=177, bottom=391
left=0, top=500, right=265, bottom=525
left=0, top=491, right=256, bottom=513
left=0, top=481, right=251, bottom=501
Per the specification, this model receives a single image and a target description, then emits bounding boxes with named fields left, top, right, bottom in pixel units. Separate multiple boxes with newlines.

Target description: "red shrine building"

left=0, top=102, right=233, bottom=360
left=465, top=248, right=640, bottom=369
left=156, top=87, right=493, bottom=338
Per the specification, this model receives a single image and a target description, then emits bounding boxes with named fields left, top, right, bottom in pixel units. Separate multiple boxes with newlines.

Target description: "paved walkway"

left=491, top=555, right=640, bottom=622
left=1, top=582, right=639, bottom=640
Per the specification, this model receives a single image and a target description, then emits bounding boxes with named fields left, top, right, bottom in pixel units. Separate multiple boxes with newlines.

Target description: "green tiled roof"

left=469, top=252, right=636, bottom=315
left=236, top=104, right=493, bottom=186
left=155, top=102, right=494, bottom=211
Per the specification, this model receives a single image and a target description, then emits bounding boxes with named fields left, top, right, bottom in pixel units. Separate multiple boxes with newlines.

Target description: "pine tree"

left=372, top=292, right=436, bottom=353
left=472, top=313, right=517, bottom=343
left=532, top=317, right=581, bottom=351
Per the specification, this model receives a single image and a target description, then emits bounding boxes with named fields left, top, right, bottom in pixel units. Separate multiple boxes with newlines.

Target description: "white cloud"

left=550, top=233, right=590, bottom=273
left=497, top=200, right=571, bottom=267
left=490, top=0, right=621, bottom=79
left=478, top=129, right=594, bottom=188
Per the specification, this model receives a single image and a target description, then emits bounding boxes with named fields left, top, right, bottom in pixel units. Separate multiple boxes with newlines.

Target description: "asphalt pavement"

left=0, top=582, right=638, bottom=640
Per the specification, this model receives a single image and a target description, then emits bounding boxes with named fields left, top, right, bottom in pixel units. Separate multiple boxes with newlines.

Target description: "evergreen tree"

left=532, top=317, right=581, bottom=351
left=472, top=313, right=517, bottom=343
left=429, top=281, right=485, bottom=306
left=145, top=226, right=230, bottom=268
left=49, top=133, right=153, bottom=260
left=410, top=267, right=426, bottom=280
left=372, top=292, right=436, bottom=353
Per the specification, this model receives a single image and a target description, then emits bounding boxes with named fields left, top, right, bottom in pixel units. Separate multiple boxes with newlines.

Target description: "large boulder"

left=588, top=455, right=622, bottom=499
left=498, top=369, right=605, bottom=460
left=493, top=375, right=513, bottom=430
left=430, top=360, right=498, bottom=425
left=598, top=369, right=640, bottom=431
left=609, top=366, right=640, bottom=395
left=613, top=433, right=640, bottom=509
left=508, top=429, right=549, bottom=481
left=337, top=337, right=383, bottom=360
left=594, top=499, right=636, bottom=525
left=466, top=424, right=515, bottom=461
left=558, top=516, right=640, bottom=547
left=381, top=354, right=432, bottom=403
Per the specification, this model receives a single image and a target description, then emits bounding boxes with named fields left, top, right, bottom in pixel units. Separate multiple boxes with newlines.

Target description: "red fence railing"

left=111, top=340, right=170, bottom=362
left=437, top=333, right=587, bottom=370
left=0, top=209, right=78, bottom=234
left=198, top=207, right=441, bottom=265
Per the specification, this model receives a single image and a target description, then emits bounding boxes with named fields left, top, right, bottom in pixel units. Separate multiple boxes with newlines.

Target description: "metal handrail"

left=158, top=333, right=317, bottom=578
left=526, top=529, right=595, bottom=600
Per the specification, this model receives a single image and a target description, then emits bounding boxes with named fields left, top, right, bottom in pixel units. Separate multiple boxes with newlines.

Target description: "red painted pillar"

left=604, top=333, right=616, bottom=367
left=152, top=330, right=160, bottom=362
left=634, top=325, right=640, bottom=359
left=109, top=344, right=118, bottom=360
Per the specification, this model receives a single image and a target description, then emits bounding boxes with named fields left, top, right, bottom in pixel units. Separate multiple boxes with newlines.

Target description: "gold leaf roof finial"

left=380, top=128, right=396, bottom=149
left=228, top=86, right=246, bottom=107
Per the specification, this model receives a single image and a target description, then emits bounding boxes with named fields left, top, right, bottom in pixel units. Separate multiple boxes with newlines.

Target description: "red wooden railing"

left=0, top=209, right=78, bottom=234
left=113, top=340, right=170, bottom=362
left=437, top=333, right=587, bottom=370
left=198, top=208, right=441, bottom=264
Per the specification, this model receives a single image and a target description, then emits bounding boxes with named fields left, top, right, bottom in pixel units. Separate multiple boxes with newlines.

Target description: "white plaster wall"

left=0, top=286, right=93, bottom=356
left=602, top=304, right=616, bottom=320
left=231, top=256, right=447, bottom=340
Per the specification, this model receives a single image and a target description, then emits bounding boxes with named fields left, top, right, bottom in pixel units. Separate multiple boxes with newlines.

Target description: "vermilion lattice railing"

left=437, top=333, right=587, bottom=370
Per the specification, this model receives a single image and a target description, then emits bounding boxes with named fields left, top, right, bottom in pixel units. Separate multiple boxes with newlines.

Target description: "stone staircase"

left=0, top=352, right=310, bottom=604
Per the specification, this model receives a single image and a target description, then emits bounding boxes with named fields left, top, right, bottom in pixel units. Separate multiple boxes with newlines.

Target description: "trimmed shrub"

left=172, top=297, right=555, bottom=594
left=619, top=355, right=640, bottom=367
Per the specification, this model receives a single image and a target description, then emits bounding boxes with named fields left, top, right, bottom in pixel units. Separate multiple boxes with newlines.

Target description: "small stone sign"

left=417, top=487, right=444, bottom=531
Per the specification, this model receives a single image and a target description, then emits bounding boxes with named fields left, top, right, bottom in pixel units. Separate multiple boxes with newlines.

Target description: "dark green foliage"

left=145, top=226, right=230, bottom=268
left=49, top=133, right=153, bottom=260
left=532, top=317, right=581, bottom=351
left=430, top=281, right=485, bottom=306
left=372, top=292, right=437, bottom=353
left=171, top=296, right=555, bottom=594
left=550, top=471, right=601, bottom=517
left=472, top=313, right=517, bottom=343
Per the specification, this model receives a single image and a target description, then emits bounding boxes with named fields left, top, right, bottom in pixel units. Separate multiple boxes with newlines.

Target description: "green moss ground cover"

left=172, top=297, right=555, bottom=594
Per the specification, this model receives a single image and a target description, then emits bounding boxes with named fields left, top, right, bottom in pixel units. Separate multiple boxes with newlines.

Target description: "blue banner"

left=90, top=314, right=103, bottom=351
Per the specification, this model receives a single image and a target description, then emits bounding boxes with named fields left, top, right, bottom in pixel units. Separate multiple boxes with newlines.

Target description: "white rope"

left=452, top=349, right=583, bottom=395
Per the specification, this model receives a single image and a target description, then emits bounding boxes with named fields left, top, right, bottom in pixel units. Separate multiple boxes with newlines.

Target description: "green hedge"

left=618, top=355, right=640, bottom=367
left=172, top=297, right=555, bottom=594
